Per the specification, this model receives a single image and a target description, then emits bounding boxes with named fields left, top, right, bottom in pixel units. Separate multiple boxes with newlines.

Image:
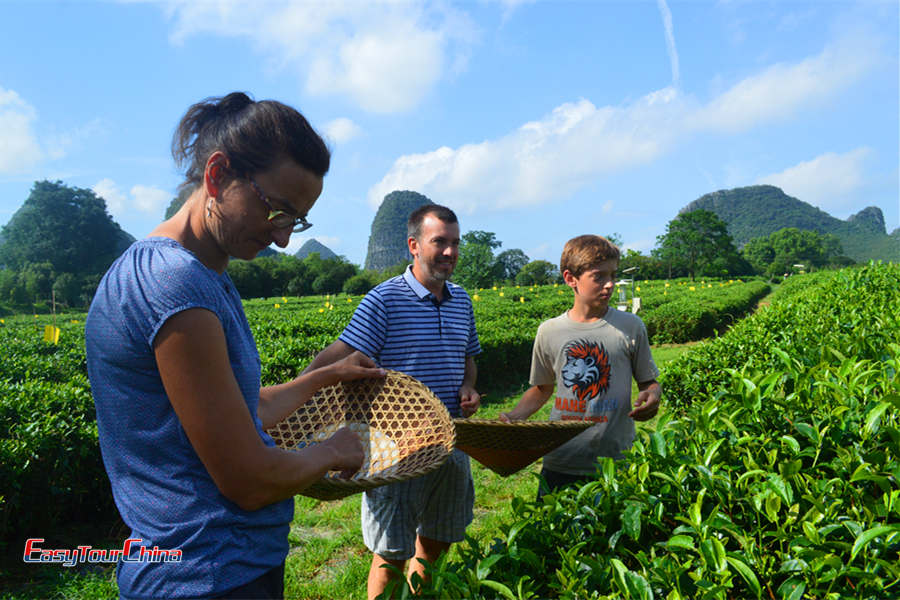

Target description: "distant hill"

left=0, top=180, right=135, bottom=274
left=257, top=247, right=283, bottom=258
left=680, top=185, right=898, bottom=262
left=364, top=190, right=433, bottom=271
left=294, top=238, right=336, bottom=260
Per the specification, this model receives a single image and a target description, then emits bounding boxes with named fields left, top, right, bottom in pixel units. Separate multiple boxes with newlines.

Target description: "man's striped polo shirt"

left=339, top=266, right=481, bottom=417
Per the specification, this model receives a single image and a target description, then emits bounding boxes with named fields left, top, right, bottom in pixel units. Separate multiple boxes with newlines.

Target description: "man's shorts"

left=362, top=449, right=474, bottom=560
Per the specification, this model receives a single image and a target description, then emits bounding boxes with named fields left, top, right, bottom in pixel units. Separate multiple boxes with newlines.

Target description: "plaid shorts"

left=361, top=449, right=474, bottom=560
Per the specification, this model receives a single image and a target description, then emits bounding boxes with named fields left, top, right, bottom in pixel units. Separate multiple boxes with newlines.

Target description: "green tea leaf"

left=725, top=555, right=761, bottom=598
left=767, top=473, right=793, bottom=505
left=777, top=577, right=806, bottom=600
left=702, top=438, right=726, bottom=467
left=779, top=435, right=800, bottom=455
left=666, top=534, right=695, bottom=551
left=863, top=401, right=892, bottom=437
left=479, top=579, right=516, bottom=600
left=850, top=524, right=900, bottom=562
left=623, top=503, right=642, bottom=540
left=794, top=422, right=819, bottom=444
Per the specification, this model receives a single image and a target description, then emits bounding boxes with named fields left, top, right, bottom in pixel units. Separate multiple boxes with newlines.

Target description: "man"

left=305, top=204, right=481, bottom=599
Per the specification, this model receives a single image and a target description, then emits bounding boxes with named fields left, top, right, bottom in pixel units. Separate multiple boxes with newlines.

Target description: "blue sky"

left=1, top=0, right=897, bottom=266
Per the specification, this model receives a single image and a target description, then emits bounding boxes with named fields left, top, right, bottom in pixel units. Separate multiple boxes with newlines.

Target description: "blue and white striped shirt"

left=339, top=266, right=481, bottom=417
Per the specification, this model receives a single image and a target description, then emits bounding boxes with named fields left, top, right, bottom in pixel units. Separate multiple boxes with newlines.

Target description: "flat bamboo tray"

left=268, top=371, right=455, bottom=500
left=453, top=419, right=594, bottom=476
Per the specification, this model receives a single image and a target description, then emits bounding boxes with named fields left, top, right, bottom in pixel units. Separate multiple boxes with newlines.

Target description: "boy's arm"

left=629, top=379, right=661, bottom=421
left=499, top=384, right=555, bottom=422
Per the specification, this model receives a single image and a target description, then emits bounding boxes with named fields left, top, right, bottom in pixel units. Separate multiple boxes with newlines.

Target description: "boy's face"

left=564, top=259, right=618, bottom=310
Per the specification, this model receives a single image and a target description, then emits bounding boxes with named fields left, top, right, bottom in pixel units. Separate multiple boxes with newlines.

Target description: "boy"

left=501, top=234, right=661, bottom=498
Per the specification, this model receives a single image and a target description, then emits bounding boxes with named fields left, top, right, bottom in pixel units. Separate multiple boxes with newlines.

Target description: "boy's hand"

left=629, top=382, right=661, bottom=421
left=459, top=385, right=480, bottom=417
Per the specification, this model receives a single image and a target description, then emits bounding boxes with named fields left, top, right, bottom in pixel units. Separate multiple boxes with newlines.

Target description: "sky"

left=1, top=0, right=897, bottom=267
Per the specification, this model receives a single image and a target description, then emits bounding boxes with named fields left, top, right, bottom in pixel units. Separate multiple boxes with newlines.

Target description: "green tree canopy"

left=742, top=227, right=847, bottom=275
left=653, top=209, right=742, bottom=279
left=164, top=187, right=192, bottom=220
left=454, top=230, right=502, bottom=290
left=0, top=180, right=133, bottom=275
left=494, top=248, right=529, bottom=282
left=515, top=260, right=559, bottom=286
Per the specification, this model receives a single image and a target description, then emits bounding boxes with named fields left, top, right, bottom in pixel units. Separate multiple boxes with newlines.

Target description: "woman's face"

left=213, top=158, right=323, bottom=260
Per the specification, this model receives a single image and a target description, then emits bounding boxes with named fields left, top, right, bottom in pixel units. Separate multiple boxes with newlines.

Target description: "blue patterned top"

left=85, top=237, right=292, bottom=599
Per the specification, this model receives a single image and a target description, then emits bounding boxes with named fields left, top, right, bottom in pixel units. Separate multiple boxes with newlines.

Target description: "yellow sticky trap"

left=43, top=325, right=60, bottom=344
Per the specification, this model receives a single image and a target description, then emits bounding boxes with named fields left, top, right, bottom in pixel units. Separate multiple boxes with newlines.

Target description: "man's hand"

left=329, top=351, right=386, bottom=384
left=458, top=385, right=481, bottom=418
left=629, top=381, right=661, bottom=421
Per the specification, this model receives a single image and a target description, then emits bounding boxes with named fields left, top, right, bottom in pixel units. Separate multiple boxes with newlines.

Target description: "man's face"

left=409, top=214, right=460, bottom=284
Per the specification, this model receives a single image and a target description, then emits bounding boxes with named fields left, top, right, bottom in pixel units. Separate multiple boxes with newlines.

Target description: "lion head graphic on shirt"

left=561, top=340, right=611, bottom=402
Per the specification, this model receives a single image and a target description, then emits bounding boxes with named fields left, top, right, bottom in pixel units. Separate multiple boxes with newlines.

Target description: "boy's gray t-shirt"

left=530, top=308, right=659, bottom=475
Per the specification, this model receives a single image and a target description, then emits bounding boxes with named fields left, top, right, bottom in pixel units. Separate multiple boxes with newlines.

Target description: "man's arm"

left=302, top=339, right=357, bottom=374
left=630, top=379, right=661, bottom=421
left=259, top=351, right=384, bottom=429
left=458, top=356, right=480, bottom=417
left=499, top=384, right=554, bottom=422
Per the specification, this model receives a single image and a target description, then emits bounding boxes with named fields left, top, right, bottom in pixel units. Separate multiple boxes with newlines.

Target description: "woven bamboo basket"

left=454, top=419, right=594, bottom=476
left=268, top=370, right=455, bottom=501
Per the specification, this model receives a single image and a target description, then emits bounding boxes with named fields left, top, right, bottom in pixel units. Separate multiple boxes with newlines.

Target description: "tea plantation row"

left=415, top=262, right=899, bottom=600
left=0, top=277, right=766, bottom=554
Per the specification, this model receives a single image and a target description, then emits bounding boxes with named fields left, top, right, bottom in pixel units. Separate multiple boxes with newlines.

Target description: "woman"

left=85, top=92, right=383, bottom=599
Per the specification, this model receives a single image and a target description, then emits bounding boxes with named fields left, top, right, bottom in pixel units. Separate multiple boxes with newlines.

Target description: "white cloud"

left=0, top=88, right=43, bottom=173
left=689, top=38, right=876, bottom=133
left=369, top=36, right=878, bottom=213
left=131, top=185, right=171, bottom=214
left=160, top=1, right=474, bottom=113
left=92, top=178, right=128, bottom=217
left=93, top=179, right=171, bottom=218
left=657, top=0, right=679, bottom=85
left=322, top=117, right=362, bottom=145
left=756, top=148, right=872, bottom=213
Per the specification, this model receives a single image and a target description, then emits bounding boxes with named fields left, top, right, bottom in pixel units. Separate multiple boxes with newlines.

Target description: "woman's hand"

left=322, top=427, right=365, bottom=479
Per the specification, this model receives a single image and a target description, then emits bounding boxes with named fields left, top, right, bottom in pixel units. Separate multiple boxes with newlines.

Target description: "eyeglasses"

left=247, top=176, right=312, bottom=233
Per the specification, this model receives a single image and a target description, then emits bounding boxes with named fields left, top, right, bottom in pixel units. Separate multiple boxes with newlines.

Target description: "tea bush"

left=0, top=277, right=780, bottom=556
left=417, top=262, right=899, bottom=599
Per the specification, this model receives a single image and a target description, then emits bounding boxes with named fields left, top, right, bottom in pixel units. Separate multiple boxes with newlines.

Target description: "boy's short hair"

left=560, top=235, right=621, bottom=277
left=407, top=204, right=458, bottom=240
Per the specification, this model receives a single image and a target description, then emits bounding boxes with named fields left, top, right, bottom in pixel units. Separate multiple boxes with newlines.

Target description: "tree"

left=455, top=230, right=502, bottom=290
left=515, top=260, right=558, bottom=286
left=494, top=249, right=529, bottom=282
left=742, top=228, right=847, bottom=276
left=618, top=249, right=667, bottom=280
left=653, top=209, right=741, bottom=280
left=164, top=187, right=192, bottom=220
left=52, top=272, right=82, bottom=307
left=605, top=232, right=624, bottom=247
left=0, top=180, right=133, bottom=276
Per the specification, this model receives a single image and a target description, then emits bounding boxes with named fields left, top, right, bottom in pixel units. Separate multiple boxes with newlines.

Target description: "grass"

left=4, top=342, right=693, bottom=600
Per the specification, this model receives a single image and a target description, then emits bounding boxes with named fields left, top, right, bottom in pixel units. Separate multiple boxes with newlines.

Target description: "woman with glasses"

left=85, top=92, right=384, bottom=599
